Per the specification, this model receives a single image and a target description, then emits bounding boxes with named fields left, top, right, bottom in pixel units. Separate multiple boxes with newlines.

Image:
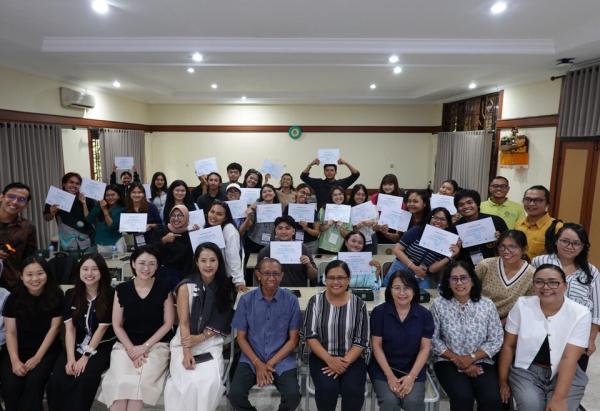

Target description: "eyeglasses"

left=490, top=184, right=508, bottom=189
left=430, top=216, right=447, bottom=223
left=557, top=238, right=583, bottom=249
left=170, top=214, right=185, bottom=220
left=5, top=193, right=28, bottom=204
left=391, top=286, right=412, bottom=293
left=498, top=244, right=520, bottom=253
left=523, top=197, right=545, bottom=205
left=135, top=261, right=157, bottom=268
left=325, top=276, right=349, bottom=283
left=449, top=275, right=470, bottom=284
left=533, top=279, right=562, bottom=289
left=260, top=271, right=282, bottom=277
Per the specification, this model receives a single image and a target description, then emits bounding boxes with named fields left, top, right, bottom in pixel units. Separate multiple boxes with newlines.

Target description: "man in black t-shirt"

left=299, top=158, right=360, bottom=209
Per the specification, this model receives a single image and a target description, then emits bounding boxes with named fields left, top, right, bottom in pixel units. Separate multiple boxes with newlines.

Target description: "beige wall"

left=61, top=128, right=91, bottom=178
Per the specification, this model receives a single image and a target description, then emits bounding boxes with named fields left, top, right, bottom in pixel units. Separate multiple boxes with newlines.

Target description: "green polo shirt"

left=480, top=198, right=524, bottom=229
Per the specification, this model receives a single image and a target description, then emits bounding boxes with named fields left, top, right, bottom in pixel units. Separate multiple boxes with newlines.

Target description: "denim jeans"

left=383, top=260, right=432, bottom=289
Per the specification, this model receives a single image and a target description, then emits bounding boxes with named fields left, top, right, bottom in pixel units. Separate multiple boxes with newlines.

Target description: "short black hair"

left=439, top=260, right=482, bottom=302
left=120, top=171, right=133, bottom=179
left=62, top=172, right=82, bottom=185
left=525, top=185, right=550, bottom=203
left=490, top=176, right=509, bottom=184
left=534, top=263, right=566, bottom=282
left=257, top=257, right=282, bottom=273
left=323, top=164, right=338, bottom=171
left=2, top=182, right=32, bottom=201
left=454, top=189, right=481, bottom=208
left=384, top=270, right=420, bottom=305
left=227, top=162, right=243, bottom=173
left=441, top=179, right=460, bottom=193
left=207, top=172, right=222, bottom=184
left=130, top=245, right=161, bottom=276
left=427, top=207, right=454, bottom=229
left=324, top=260, right=351, bottom=278
left=274, top=215, right=296, bottom=227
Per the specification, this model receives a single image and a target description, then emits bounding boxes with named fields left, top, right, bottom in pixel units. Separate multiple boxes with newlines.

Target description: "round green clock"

left=288, top=125, right=302, bottom=140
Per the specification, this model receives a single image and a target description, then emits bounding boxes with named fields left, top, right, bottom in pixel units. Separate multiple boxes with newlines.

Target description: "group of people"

left=0, top=155, right=597, bottom=411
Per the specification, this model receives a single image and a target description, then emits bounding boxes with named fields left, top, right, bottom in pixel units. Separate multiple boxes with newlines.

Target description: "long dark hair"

left=205, top=200, right=234, bottom=228
left=426, top=207, right=454, bottom=230
left=278, top=173, right=295, bottom=191
left=379, top=174, right=401, bottom=196
left=439, top=260, right=482, bottom=302
left=95, top=184, right=124, bottom=224
left=125, top=182, right=148, bottom=213
left=349, top=184, right=369, bottom=206
left=384, top=270, right=420, bottom=304
left=62, top=172, right=82, bottom=187
left=14, top=256, right=63, bottom=315
left=497, top=229, right=529, bottom=262
left=327, top=185, right=347, bottom=204
left=150, top=172, right=168, bottom=200
left=552, top=223, right=592, bottom=285
left=340, top=230, right=367, bottom=252
left=71, top=254, right=113, bottom=322
left=130, top=245, right=162, bottom=276
left=259, top=184, right=280, bottom=203
left=163, top=180, right=196, bottom=218
left=193, top=242, right=235, bottom=312
left=243, top=169, right=263, bottom=188
left=406, top=189, right=431, bottom=226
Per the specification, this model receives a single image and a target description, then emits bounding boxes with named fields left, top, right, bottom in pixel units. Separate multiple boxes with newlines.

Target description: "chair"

left=382, top=261, right=393, bottom=278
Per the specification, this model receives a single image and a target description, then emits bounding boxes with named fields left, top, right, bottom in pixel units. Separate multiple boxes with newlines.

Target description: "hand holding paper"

left=80, top=178, right=107, bottom=201
left=318, top=148, right=340, bottom=165
left=45, top=186, right=75, bottom=212
left=114, top=157, right=134, bottom=170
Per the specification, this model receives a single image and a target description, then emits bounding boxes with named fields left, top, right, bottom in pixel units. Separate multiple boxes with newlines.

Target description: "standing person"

left=370, top=271, right=434, bottom=411
left=228, top=257, right=302, bottom=411
left=85, top=184, right=125, bottom=254
left=162, top=180, right=199, bottom=223
left=454, top=189, right=508, bottom=269
left=110, top=165, right=141, bottom=199
left=532, top=223, right=600, bottom=364
left=438, top=180, right=459, bottom=196
left=349, top=184, right=377, bottom=253
left=300, top=157, right=360, bottom=209
left=124, top=182, right=162, bottom=248
left=1, top=256, right=63, bottom=411
left=197, top=172, right=226, bottom=215
left=47, top=254, right=115, bottom=411
left=318, top=186, right=353, bottom=255
left=371, top=174, right=402, bottom=246
left=480, top=176, right=524, bottom=229
left=149, top=172, right=168, bottom=217
left=285, top=183, right=321, bottom=255
left=302, top=260, right=369, bottom=411
left=44, top=172, right=96, bottom=254
left=0, top=182, right=36, bottom=290
left=276, top=173, right=297, bottom=208
left=498, top=264, right=591, bottom=411
left=164, top=243, right=235, bottom=411
left=431, top=261, right=504, bottom=411
left=220, top=162, right=243, bottom=196
left=242, top=169, right=263, bottom=189
left=225, top=183, right=248, bottom=229
left=405, top=190, right=431, bottom=229
left=475, top=230, right=535, bottom=323
left=98, top=246, right=175, bottom=410
left=515, top=185, right=563, bottom=260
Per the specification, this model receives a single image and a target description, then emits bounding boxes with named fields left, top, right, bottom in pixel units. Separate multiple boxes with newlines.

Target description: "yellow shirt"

left=515, top=213, right=563, bottom=259
left=480, top=198, right=525, bottom=229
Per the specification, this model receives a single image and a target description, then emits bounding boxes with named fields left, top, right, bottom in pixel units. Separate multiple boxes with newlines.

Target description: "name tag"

left=328, top=232, right=339, bottom=245
left=135, top=234, right=146, bottom=247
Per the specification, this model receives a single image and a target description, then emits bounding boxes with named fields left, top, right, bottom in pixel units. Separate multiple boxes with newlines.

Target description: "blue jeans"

left=383, top=260, right=432, bottom=289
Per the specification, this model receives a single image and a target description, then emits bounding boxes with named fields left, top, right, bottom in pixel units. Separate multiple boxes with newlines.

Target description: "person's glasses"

left=326, top=276, right=349, bottom=283
left=533, top=279, right=562, bottom=289
left=260, top=271, right=282, bottom=277
left=490, top=184, right=508, bottom=190
left=391, top=286, right=412, bottom=293
left=557, top=238, right=583, bottom=249
left=449, top=275, right=470, bottom=284
left=430, top=216, right=447, bottom=223
left=136, top=261, right=157, bottom=268
left=523, top=197, right=545, bottom=205
left=171, top=214, right=185, bottom=220
left=5, top=193, right=28, bottom=204
left=498, top=244, right=520, bottom=253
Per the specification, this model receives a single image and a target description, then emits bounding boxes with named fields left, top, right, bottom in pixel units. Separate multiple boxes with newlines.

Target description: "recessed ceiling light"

left=388, top=55, right=399, bottom=64
left=91, top=0, right=109, bottom=14
left=187, top=67, right=195, bottom=74
left=468, top=82, right=477, bottom=89
left=241, top=96, right=247, bottom=101
left=369, top=83, right=377, bottom=90
left=393, top=66, right=403, bottom=74
left=192, top=52, right=203, bottom=62
left=211, top=83, right=218, bottom=89
left=112, top=80, right=121, bottom=88
left=490, top=1, right=507, bottom=14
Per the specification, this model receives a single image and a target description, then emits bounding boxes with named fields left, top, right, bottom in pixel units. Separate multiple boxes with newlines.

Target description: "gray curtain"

left=0, top=122, right=64, bottom=248
left=434, top=130, right=494, bottom=197
left=559, top=64, right=600, bottom=138
left=99, top=129, right=146, bottom=183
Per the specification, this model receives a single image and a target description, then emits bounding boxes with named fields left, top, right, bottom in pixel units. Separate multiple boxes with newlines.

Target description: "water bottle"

left=372, top=267, right=381, bottom=303
left=48, top=244, right=55, bottom=259
left=111, top=245, right=118, bottom=260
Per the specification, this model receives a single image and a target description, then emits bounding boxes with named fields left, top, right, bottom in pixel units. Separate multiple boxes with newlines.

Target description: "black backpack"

left=47, top=252, right=79, bottom=284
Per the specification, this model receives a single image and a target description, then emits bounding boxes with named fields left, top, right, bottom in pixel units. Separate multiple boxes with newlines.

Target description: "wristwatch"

left=83, top=345, right=97, bottom=357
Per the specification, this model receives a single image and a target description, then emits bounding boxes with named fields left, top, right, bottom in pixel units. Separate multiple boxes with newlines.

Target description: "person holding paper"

left=225, top=183, right=248, bottom=229
left=431, top=261, right=504, bottom=411
left=44, top=172, right=96, bottom=253
left=110, top=164, right=140, bottom=199
left=480, top=176, right=524, bottom=229
left=438, top=180, right=459, bottom=196
left=318, top=186, right=353, bottom=255
left=219, top=162, right=243, bottom=196
left=349, top=184, right=377, bottom=253
left=228, top=257, right=302, bottom=411
left=164, top=243, right=235, bottom=411
left=256, top=215, right=317, bottom=287
left=85, top=184, right=125, bottom=253
left=0, top=182, right=37, bottom=290
left=197, top=172, right=226, bottom=215
left=242, top=169, right=263, bottom=189
left=124, top=182, right=162, bottom=248
left=276, top=173, right=297, bottom=208
left=454, top=189, right=508, bottom=269
left=340, top=230, right=381, bottom=288
left=370, top=271, right=434, bottom=411
left=371, top=174, right=402, bottom=245
left=284, top=183, right=320, bottom=255
left=302, top=260, right=369, bottom=411
left=300, top=157, right=360, bottom=208
left=149, top=172, right=168, bottom=217
left=385, top=208, right=460, bottom=289
left=162, top=180, right=199, bottom=223
left=204, top=200, right=245, bottom=292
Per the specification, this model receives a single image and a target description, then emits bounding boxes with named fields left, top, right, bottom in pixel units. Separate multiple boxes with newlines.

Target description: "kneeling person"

left=229, top=258, right=302, bottom=411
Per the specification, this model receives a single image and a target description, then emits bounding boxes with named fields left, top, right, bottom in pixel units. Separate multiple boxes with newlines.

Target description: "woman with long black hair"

left=149, top=172, right=168, bottom=217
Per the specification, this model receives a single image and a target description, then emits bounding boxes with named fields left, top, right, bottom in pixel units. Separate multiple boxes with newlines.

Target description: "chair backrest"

left=382, top=261, right=393, bottom=277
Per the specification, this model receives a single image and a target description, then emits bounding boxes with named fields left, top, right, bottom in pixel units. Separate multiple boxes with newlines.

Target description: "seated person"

left=228, top=257, right=302, bottom=411
left=256, top=216, right=317, bottom=287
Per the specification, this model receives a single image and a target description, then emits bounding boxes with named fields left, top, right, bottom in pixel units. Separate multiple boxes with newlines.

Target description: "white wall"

left=61, top=128, right=91, bottom=178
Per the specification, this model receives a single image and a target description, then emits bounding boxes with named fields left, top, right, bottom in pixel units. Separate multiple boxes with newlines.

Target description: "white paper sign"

left=79, top=178, right=106, bottom=202
left=430, top=194, right=457, bottom=215
left=456, top=217, right=497, bottom=248
left=378, top=209, right=412, bottom=232
left=143, top=183, right=152, bottom=199
left=324, top=204, right=351, bottom=223
left=377, top=194, right=404, bottom=212
left=260, top=160, right=284, bottom=180
left=288, top=203, right=316, bottom=223
left=188, top=210, right=206, bottom=228
left=419, top=224, right=460, bottom=257
left=119, top=213, right=148, bottom=233
left=189, top=225, right=226, bottom=252
left=226, top=200, right=248, bottom=219
left=338, top=252, right=372, bottom=276
left=194, top=157, right=219, bottom=176
left=240, top=188, right=261, bottom=205
left=351, top=202, right=378, bottom=224
left=318, top=148, right=340, bottom=165
left=114, top=156, right=134, bottom=170
left=256, top=203, right=282, bottom=223
left=270, top=241, right=303, bottom=264
left=45, top=186, right=75, bottom=212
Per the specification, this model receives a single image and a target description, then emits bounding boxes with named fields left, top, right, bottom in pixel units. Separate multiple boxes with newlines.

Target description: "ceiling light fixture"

left=468, top=82, right=477, bottom=89
left=388, top=55, right=399, bottom=64
left=211, top=83, right=218, bottom=89
left=112, top=80, right=121, bottom=88
left=192, top=52, right=203, bottom=62
left=91, top=0, right=109, bottom=14
left=393, top=66, right=403, bottom=74
left=370, top=83, right=377, bottom=90
left=490, top=1, right=507, bottom=14
left=187, top=67, right=195, bottom=73
left=241, top=96, right=247, bottom=101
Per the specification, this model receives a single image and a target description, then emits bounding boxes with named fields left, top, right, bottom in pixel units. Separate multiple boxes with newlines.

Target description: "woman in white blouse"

left=498, top=264, right=591, bottom=411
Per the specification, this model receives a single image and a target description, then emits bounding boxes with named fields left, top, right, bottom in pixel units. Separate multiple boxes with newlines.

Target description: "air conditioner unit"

left=59, top=87, right=96, bottom=110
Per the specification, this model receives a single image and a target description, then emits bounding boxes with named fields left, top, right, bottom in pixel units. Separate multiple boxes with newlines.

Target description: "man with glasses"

left=515, top=185, right=563, bottom=259
left=0, top=182, right=37, bottom=289
left=480, top=176, right=524, bottom=229
left=229, top=257, right=302, bottom=411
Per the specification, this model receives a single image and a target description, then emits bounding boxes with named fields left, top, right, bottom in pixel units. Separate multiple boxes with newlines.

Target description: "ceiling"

left=1, top=0, right=599, bottom=105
